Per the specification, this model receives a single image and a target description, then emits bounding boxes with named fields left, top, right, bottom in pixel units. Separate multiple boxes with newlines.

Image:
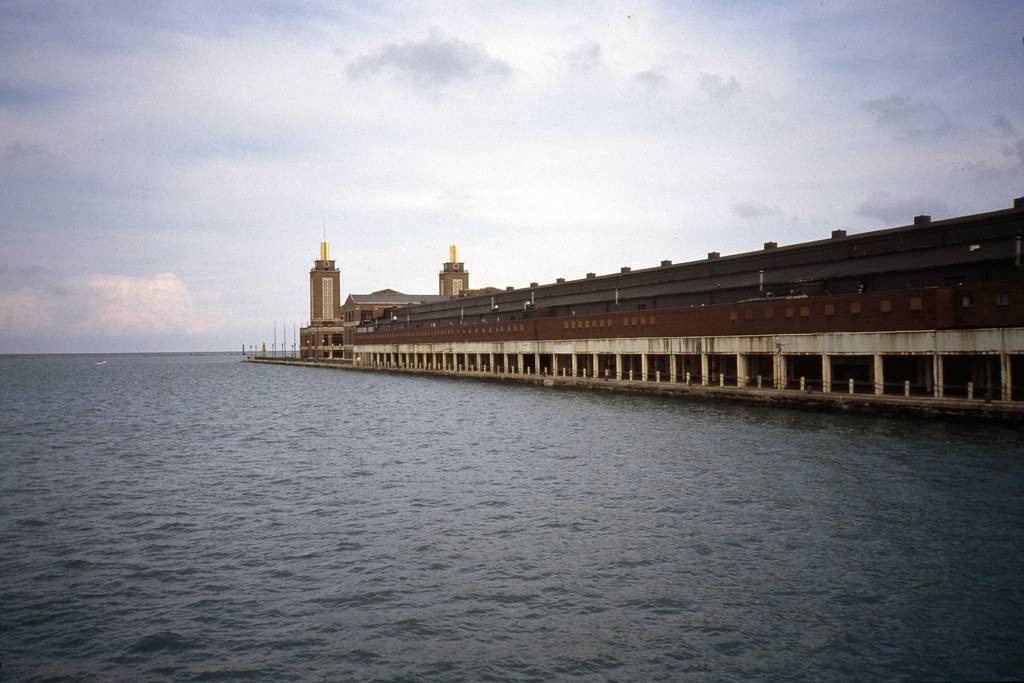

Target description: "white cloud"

left=70, top=273, right=208, bottom=336
left=0, top=287, right=55, bottom=332
left=699, top=72, right=740, bottom=100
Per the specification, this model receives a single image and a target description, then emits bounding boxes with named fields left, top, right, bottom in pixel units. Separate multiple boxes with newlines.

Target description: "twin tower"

left=308, top=241, right=469, bottom=325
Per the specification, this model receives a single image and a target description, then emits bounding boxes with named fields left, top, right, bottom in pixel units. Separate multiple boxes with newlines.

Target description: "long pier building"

left=334, top=199, right=1024, bottom=403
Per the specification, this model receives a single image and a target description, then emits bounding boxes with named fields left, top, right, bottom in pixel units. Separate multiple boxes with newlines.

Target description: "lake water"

left=1, top=353, right=1022, bottom=681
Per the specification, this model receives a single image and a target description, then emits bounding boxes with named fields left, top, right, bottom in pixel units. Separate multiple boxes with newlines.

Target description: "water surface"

left=1, top=354, right=1022, bottom=681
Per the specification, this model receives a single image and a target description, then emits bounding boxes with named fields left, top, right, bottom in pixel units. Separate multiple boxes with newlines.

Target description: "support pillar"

left=1002, top=353, right=1012, bottom=401
left=615, top=354, right=622, bottom=380
left=571, top=354, right=578, bottom=377
left=593, top=353, right=599, bottom=380
left=736, top=354, right=748, bottom=388
left=534, top=352, right=540, bottom=375
left=774, top=354, right=788, bottom=390
left=873, top=354, right=884, bottom=396
left=475, top=353, right=481, bottom=372
left=669, top=354, right=678, bottom=383
left=700, top=353, right=710, bottom=386
left=822, top=353, right=832, bottom=393
left=516, top=353, right=523, bottom=373
left=641, top=354, right=649, bottom=382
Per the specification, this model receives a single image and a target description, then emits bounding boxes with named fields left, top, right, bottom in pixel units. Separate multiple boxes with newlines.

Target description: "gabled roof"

left=344, top=292, right=448, bottom=305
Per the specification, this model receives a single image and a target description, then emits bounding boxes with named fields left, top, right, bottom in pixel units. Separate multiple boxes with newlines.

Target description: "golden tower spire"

left=449, top=244, right=457, bottom=263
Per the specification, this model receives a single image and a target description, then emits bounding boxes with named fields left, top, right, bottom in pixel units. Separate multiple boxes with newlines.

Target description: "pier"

left=247, top=347, right=1024, bottom=422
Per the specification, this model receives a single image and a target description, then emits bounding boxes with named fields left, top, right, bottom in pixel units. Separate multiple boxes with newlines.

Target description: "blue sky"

left=1, top=0, right=1021, bottom=352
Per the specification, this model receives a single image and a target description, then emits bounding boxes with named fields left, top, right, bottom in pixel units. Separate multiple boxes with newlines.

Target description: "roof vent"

left=831, top=229, right=847, bottom=239
left=505, top=286, right=514, bottom=291
left=586, top=272, right=596, bottom=279
left=1014, top=196, right=1024, bottom=209
left=620, top=266, right=631, bottom=273
left=707, top=251, right=720, bottom=260
left=914, top=214, right=931, bottom=225
left=556, top=277, right=566, bottom=284
left=530, top=282, right=538, bottom=288
left=660, top=260, right=672, bottom=267
left=763, top=241, right=777, bottom=250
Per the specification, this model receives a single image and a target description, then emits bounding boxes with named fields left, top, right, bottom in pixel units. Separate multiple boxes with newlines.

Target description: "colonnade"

left=355, top=328, right=1024, bottom=402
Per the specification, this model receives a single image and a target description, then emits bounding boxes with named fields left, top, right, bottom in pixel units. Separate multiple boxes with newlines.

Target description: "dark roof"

left=345, top=293, right=448, bottom=305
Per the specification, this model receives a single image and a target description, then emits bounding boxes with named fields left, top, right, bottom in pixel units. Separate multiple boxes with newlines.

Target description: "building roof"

left=344, top=292, right=448, bottom=305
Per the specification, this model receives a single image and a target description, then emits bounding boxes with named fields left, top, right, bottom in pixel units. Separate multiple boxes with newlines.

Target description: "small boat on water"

left=95, top=360, right=108, bottom=365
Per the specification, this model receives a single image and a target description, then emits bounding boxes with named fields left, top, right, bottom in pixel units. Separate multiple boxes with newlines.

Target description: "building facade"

left=349, top=199, right=1024, bottom=402
left=300, top=241, right=345, bottom=359
left=439, top=244, right=468, bottom=296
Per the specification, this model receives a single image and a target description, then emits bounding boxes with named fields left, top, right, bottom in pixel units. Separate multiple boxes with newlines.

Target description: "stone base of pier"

left=246, top=356, right=1024, bottom=423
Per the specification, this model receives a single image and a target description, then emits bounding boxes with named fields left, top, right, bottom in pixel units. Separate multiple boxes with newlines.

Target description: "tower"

left=439, top=244, right=468, bottom=297
left=310, top=240, right=342, bottom=323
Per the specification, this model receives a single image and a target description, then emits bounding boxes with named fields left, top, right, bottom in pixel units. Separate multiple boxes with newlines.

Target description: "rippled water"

left=1, top=353, right=1023, bottom=682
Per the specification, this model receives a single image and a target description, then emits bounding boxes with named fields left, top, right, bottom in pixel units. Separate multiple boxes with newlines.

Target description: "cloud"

left=566, top=43, right=601, bottom=73
left=0, top=288, right=55, bottom=332
left=70, top=273, right=208, bottom=336
left=347, top=33, right=511, bottom=88
left=634, top=69, right=667, bottom=87
left=0, top=140, right=48, bottom=163
left=992, top=114, right=1017, bottom=137
left=856, top=192, right=953, bottom=225
left=860, top=95, right=956, bottom=139
left=0, top=82, right=70, bottom=110
left=732, top=201, right=784, bottom=221
left=699, top=72, right=740, bottom=100
left=1003, top=139, right=1024, bottom=168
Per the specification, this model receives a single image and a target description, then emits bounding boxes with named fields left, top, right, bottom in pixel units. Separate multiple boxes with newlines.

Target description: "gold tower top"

left=449, top=244, right=457, bottom=263
left=320, top=241, right=329, bottom=261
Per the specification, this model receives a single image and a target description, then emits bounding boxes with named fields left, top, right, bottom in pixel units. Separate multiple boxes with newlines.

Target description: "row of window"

left=963, top=292, right=1010, bottom=308
left=727, top=297, right=929, bottom=322
left=564, top=315, right=658, bottom=330
left=381, top=323, right=528, bottom=338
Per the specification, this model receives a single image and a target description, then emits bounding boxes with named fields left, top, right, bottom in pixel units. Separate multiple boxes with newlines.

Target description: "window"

left=996, top=292, right=1009, bottom=306
left=962, top=294, right=974, bottom=308
left=910, top=297, right=923, bottom=311
left=850, top=301, right=861, bottom=315
left=880, top=300, right=892, bottom=313
left=799, top=306, right=810, bottom=318
left=824, top=304, right=835, bottom=316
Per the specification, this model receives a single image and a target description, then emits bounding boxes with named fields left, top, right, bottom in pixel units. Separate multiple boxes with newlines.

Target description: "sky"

left=1, top=0, right=1022, bottom=353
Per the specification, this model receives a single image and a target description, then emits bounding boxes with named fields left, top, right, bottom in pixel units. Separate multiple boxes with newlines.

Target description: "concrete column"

left=669, top=354, right=678, bottom=383
left=736, top=354, right=748, bottom=388
left=1002, top=353, right=1012, bottom=401
left=475, top=353, right=481, bottom=372
left=775, top=354, right=788, bottom=390
left=700, top=353, right=710, bottom=386
left=517, top=353, right=524, bottom=373
left=534, top=352, right=540, bottom=375
left=873, top=354, right=884, bottom=396
left=571, top=354, right=578, bottom=377
left=641, top=354, right=649, bottom=382
left=615, top=353, right=622, bottom=380
left=821, top=353, right=832, bottom=393
left=503, top=353, right=509, bottom=372
left=592, top=353, right=599, bottom=379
